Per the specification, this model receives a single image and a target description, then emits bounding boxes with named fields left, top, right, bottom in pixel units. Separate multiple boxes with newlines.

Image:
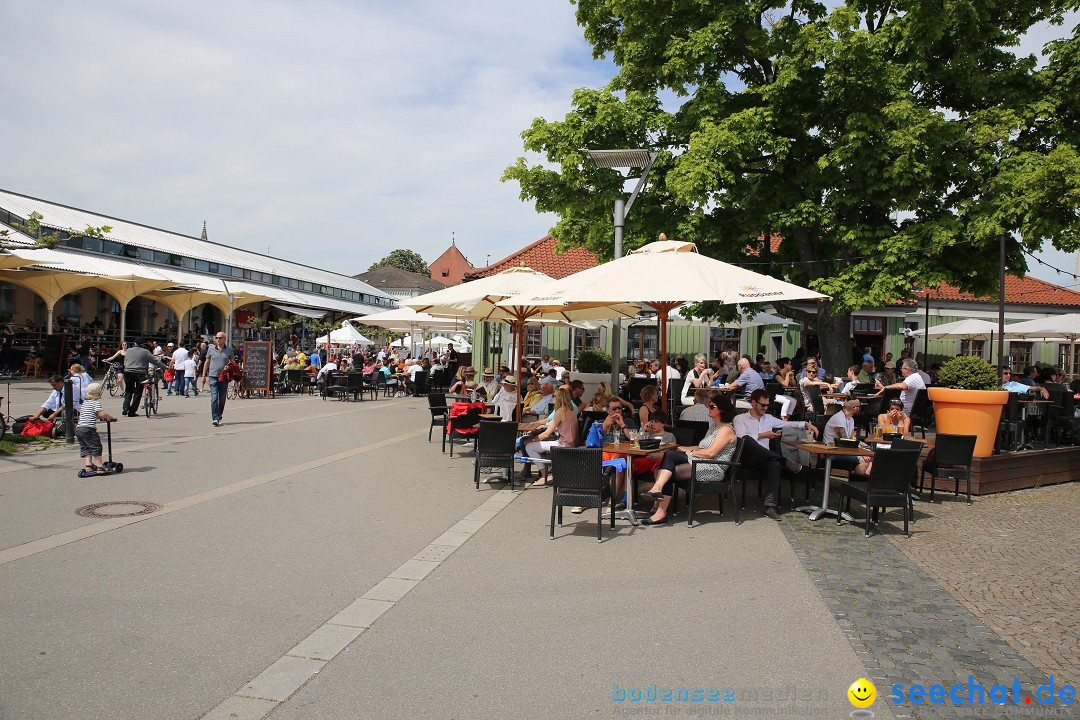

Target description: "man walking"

left=169, top=342, right=189, bottom=397
left=201, top=331, right=236, bottom=426
left=122, top=338, right=166, bottom=417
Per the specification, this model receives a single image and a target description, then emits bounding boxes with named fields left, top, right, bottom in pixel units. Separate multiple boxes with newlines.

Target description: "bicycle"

left=143, top=367, right=161, bottom=417
left=103, top=363, right=122, bottom=397
left=227, top=374, right=244, bottom=400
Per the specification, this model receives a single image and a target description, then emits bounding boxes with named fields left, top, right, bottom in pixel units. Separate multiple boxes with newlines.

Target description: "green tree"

left=504, top=0, right=1080, bottom=374
left=1, top=211, right=113, bottom=250
left=368, top=249, right=431, bottom=276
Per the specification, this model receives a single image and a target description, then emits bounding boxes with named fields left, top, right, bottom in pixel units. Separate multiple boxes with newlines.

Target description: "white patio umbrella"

left=404, top=266, right=641, bottom=411
left=498, top=239, right=828, bottom=411
left=316, top=320, right=373, bottom=346
left=909, top=318, right=999, bottom=340
left=1001, top=313, right=1080, bottom=376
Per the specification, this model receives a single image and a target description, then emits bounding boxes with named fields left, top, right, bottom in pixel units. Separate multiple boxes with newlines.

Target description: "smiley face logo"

left=848, top=678, right=876, bottom=708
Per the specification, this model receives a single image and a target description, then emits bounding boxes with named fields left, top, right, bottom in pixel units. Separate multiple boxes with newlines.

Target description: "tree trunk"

left=814, top=303, right=852, bottom=379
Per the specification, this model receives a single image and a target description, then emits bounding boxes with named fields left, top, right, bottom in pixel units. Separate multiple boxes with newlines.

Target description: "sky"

left=0, top=2, right=1075, bottom=286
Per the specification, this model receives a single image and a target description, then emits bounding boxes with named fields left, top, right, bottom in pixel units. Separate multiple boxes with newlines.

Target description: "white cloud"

left=0, top=0, right=612, bottom=274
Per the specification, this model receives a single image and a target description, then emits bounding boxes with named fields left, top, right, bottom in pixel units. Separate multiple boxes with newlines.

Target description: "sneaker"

left=785, top=459, right=803, bottom=474
left=212, top=420, right=219, bottom=426
left=764, top=507, right=782, bottom=521
left=570, top=506, right=585, bottom=514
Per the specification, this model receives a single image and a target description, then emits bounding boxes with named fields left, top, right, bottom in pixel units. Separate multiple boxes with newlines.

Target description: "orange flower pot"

left=928, top=387, right=1008, bottom=457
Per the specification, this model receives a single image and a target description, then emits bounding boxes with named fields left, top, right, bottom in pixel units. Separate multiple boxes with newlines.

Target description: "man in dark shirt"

left=121, top=338, right=166, bottom=417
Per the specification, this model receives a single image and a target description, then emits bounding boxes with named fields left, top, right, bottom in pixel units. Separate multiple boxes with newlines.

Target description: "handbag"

left=21, top=418, right=54, bottom=438
left=163, top=368, right=175, bottom=382
left=585, top=420, right=605, bottom=448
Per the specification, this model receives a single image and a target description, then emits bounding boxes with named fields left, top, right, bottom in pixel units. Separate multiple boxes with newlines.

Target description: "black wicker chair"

left=345, top=372, right=365, bottom=401
left=919, top=433, right=977, bottom=503
left=805, top=384, right=826, bottom=420
left=447, top=406, right=482, bottom=457
left=675, top=419, right=710, bottom=445
left=474, top=420, right=518, bottom=490
left=676, top=436, right=747, bottom=526
left=549, top=447, right=613, bottom=542
left=427, top=393, right=448, bottom=442
left=837, top=448, right=921, bottom=537
left=908, top=388, right=931, bottom=437
left=323, top=372, right=348, bottom=401
left=410, top=370, right=429, bottom=397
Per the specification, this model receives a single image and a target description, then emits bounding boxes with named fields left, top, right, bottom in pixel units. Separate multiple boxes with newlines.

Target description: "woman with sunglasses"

left=876, top=398, right=911, bottom=437
left=638, top=392, right=737, bottom=525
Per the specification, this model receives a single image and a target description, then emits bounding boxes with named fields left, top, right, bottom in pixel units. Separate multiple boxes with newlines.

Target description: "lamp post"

left=586, top=148, right=658, bottom=388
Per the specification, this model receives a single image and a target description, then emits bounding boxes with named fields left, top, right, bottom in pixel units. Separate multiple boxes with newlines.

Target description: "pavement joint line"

left=0, top=428, right=427, bottom=567
left=0, top=399, right=370, bottom=475
left=199, top=463, right=525, bottom=720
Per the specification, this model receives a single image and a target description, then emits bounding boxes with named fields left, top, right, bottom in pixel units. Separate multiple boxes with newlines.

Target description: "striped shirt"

left=78, top=399, right=102, bottom=428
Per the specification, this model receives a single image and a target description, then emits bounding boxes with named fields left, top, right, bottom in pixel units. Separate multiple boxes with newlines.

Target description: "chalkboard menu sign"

left=242, top=342, right=273, bottom=395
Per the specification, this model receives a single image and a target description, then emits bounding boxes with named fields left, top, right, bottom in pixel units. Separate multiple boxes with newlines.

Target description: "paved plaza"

left=0, top=379, right=1076, bottom=720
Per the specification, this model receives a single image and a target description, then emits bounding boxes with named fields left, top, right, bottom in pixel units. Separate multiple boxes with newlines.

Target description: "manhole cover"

left=76, top=501, right=163, bottom=518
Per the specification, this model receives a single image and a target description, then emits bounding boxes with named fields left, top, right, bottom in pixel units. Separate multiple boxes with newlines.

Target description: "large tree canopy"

left=504, top=0, right=1080, bottom=372
left=368, top=249, right=431, bottom=276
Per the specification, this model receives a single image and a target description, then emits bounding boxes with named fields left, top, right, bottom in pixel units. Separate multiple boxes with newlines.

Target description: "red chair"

left=446, top=402, right=484, bottom=456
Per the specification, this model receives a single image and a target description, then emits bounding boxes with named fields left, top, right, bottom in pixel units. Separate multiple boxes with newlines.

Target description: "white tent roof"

left=316, top=321, right=373, bottom=345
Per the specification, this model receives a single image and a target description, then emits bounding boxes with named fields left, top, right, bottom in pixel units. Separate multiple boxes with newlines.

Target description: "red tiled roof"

left=916, top=276, right=1080, bottom=307
left=466, top=235, right=599, bottom=280
left=429, top=243, right=473, bottom=286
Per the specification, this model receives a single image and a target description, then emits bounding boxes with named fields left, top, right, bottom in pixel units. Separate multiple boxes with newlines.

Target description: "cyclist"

left=121, top=338, right=167, bottom=417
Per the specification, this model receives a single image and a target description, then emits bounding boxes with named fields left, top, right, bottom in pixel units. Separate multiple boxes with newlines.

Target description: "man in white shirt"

left=30, top=374, right=85, bottom=422
left=823, top=399, right=870, bottom=475
left=734, top=389, right=818, bottom=451
left=874, top=358, right=925, bottom=416
left=316, top=359, right=339, bottom=396
left=169, top=343, right=189, bottom=396
left=491, top=377, right=518, bottom=420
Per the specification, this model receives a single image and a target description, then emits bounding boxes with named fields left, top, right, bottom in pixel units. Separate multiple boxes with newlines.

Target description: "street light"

left=586, top=148, right=658, bottom=387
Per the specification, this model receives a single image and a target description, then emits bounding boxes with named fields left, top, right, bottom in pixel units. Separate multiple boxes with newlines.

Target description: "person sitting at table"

left=838, top=365, right=860, bottom=396
left=478, top=368, right=501, bottom=399
left=525, top=387, right=579, bottom=487
left=822, top=399, right=871, bottom=475
left=874, top=358, right=925, bottom=416
left=721, top=356, right=763, bottom=409
left=491, top=377, right=517, bottom=420
left=521, top=376, right=542, bottom=408
left=597, top=395, right=640, bottom=508
left=316, top=356, right=339, bottom=394
left=679, top=388, right=713, bottom=424
left=681, top=354, right=713, bottom=406
left=879, top=360, right=898, bottom=386
left=857, top=361, right=876, bottom=384
left=526, top=380, right=556, bottom=415
left=875, top=398, right=911, bottom=436
left=734, top=389, right=817, bottom=474
left=1001, top=368, right=1050, bottom=398
left=640, top=394, right=786, bottom=524
left=447, top=366, right=470, bottom=395
left=799, top=357, right=837, bottom=410
left=638, top=384, right=659, bottom=427
left=771, top=357, right=798, bottom=420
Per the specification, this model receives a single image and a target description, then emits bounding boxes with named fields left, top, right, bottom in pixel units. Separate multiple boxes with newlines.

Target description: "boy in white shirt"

left=182, top=355, right=199, bottom=397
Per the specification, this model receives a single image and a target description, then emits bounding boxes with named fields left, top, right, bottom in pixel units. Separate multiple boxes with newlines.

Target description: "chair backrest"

left=374, top=372, right=387, bottom=388
left=477, top=419, right=518, bottom=455
left=1059, top=387, right=1075, bottom=416
left=867, top=448, right=921, bottom=494
left=764, top=381, right=782, bottom=399
left=806, top=384, right=826, bottom=415
left=627, top=377, right=657, bottom=407
left=879, top=387, right=901, bottom=404
left=449, top=404, right=483, bottom=431
left=428, top=393, right=448, bottom=410
left=889, top=438, right=922, bottom=451
left=1002, top=392, right=1021, bottom=421
left=852, top=383, right=876, bottom=396
left=693, top=436, right=747, bottom=485
left=413, top=370, right=429, bottom=393
left=857, top=396, right=882, bottom=425
left=675, top=419, right=710, bottom=445
left=550, top=447, right=604, bottom=493
left=346, top=372, right=364, bottom=390
left=672, top=426, right=697, bottom=445
left=668, top=378, right=684, bottom=402
left=910, top=388, right=930, bottom=418
left=579, top=410, right=608, bottom=446
left=933, top=433, right=977, bottom=467
left=429, top=368, right=445, bottom=391
left=284, top=369, right=302, bottom=386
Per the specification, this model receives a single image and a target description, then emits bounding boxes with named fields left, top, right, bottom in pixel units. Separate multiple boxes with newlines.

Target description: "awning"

left=271, top=304, right=327, bottom=319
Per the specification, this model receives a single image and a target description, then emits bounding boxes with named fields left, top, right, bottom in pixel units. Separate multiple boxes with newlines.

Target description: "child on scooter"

left=76, top=383, right=116, bottom=475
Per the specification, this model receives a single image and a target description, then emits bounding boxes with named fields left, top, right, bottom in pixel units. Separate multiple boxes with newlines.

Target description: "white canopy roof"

left=316, top=321, right=373, bottom=346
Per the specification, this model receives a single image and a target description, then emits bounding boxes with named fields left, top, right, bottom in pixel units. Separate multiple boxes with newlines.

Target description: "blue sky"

left=0, top=1, right=1074, bottom=286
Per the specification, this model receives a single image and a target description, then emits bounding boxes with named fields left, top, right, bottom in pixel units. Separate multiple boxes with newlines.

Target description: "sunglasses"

left=707, top=403, right=718, bottom=409
left=755, top=400, right=769, bottom=408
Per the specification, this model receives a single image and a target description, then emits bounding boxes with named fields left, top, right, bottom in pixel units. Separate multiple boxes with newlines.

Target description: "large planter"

left=928, top=387, right=1008, bottom=457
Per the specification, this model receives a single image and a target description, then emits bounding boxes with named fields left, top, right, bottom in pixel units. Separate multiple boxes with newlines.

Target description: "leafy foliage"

left=1, top=211, right=114, bottom=250
left=576, top=348, right=613, bottom=373
left=936, top=355, right=1002, bottom=391
left=368, top=249, right=431, bottom=276
left=504, top=1, right=1080, bottom=373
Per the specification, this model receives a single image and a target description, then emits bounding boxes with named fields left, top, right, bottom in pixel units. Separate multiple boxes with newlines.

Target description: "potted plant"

left=574, top=348, right=613, bottom=400
left=928, top=355, right=1008, bottom=457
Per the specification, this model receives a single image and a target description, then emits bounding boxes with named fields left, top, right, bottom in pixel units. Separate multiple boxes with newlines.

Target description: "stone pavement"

left=891, top=484, right=1080, bottom=688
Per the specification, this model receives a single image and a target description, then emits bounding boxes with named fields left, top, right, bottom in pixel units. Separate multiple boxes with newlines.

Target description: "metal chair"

left=853, top=396, right=882, bottom=440
left=837, top=448, right=921, bottom=537
left=919, top=434, right=977, bottom=504
left=549, top=447, right=613, bottom=542
left=474, top=420, right=518, bottom=490
left=678, top=436, right=746, bottom=526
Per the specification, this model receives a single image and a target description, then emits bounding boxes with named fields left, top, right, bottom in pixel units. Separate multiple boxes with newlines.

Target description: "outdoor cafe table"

left=602, top=441, right=676, bottom=525
left=785, top=441, right=874, bottom=522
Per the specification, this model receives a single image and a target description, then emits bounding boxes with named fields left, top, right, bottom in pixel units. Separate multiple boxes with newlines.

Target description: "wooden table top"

left=603, top=441, right=676, bottom=456
left=785, top=440, right=874, bottom=457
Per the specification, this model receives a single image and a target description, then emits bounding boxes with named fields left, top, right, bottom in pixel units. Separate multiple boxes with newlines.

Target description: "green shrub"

left=936, top=355, right=1000, bottom=391
left=576, top=348, right=612, bottom=374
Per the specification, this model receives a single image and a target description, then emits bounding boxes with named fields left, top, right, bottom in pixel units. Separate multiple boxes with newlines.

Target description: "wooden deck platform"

left=920, top=442, right=1080, bottom=496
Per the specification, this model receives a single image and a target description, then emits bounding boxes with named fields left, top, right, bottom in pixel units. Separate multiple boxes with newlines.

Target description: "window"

left=0, top=281, right=15, bottom=317
left=627, top=326, right=658, bottom=361
left=441, top=271, right=449, bottom=278
left=572, top=328, right=601, bottom=357
left=525, top=326, right=542, bottom=356
left=1009, top=342, right=1032, bottom=370
left=1058, top=344, right=1080, bottom=373
left=59, top=292, right=82, bottom=321
left=709, top=327, right=740, bottom=358
left=853, top=317, right=884, bottom=334
left=960, top=339, right=985, bottom=357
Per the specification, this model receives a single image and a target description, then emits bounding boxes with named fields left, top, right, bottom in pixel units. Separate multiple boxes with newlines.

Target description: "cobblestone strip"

left=199, top=488, right=519, bottom=720
left=779, top=507, right=1062, bottom=720
left=889, top=484, right=1080, bottom=686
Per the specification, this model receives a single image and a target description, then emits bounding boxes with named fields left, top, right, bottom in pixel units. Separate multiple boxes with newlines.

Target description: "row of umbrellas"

left=361, top=239, right=829, bottom=412
left=911, top=315, right=1080, bottom=375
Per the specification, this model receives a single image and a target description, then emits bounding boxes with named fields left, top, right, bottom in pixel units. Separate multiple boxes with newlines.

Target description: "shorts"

left=75, top=426, right=103, bottom=458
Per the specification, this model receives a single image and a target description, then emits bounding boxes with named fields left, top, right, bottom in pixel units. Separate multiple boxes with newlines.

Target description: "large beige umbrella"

left=499, top=239, right=828, bottom=411
left=1001, top=313, right=1080, bottom=377
left=404, top=266, right=641, bottom=412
